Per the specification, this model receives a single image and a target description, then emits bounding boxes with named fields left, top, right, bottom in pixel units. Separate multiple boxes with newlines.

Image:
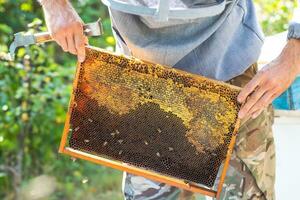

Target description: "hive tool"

left=9, top=18, right=103, bottom=60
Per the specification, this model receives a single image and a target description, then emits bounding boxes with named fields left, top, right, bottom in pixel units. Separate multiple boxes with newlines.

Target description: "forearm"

left=38, top=0, right=78, bottom=28
left=38, top=0, right=68, bottom=9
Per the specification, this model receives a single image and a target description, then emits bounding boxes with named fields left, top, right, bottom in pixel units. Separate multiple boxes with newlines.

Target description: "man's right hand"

left=40, top=0, right=88, bottom=62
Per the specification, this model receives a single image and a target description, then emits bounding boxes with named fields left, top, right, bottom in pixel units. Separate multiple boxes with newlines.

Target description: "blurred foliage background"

left=0, top=0, right=298, bottom=200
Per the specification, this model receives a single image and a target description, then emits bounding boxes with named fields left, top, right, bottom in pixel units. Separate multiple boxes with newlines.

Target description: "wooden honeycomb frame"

left=59, top=46, right=241, bottom=199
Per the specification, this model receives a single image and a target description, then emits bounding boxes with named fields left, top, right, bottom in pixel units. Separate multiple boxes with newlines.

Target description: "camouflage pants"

left=122, top=63, right=276, bottom=200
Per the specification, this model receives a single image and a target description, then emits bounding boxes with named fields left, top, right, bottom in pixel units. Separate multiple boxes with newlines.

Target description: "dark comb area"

left=68, top=47, right=241, bottom=188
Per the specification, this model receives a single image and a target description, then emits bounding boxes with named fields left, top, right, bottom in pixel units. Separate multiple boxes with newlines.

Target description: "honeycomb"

left=68, top=46, right=241, bottom=187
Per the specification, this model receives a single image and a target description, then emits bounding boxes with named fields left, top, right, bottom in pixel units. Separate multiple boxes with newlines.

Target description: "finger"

left=248, top=89, right=276, bottom=115
left=84, top=36, right=89, bottom=45
left=74, top=33, right=86, bottom=62
left=237, top=73, right=263, bottom=103
left=250, top=92, right=279, bottom=119
left=66, top=33, right=77, bottom=55
left=251, top=108, right=264, bottom=119
left=238, top=86, right=268, bottom=119
left=57, top=36, right=68, bottom=52
left=51, top=31, right=68, bottom=52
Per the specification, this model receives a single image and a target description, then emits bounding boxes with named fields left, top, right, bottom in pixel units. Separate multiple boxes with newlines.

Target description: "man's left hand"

left=238, top=39, right=300, bottom=119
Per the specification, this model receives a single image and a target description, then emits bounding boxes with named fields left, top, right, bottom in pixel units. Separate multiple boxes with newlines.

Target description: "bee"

left=118, top=139, right=123, bottom=144
left=110, top=132, right=116, bottom=137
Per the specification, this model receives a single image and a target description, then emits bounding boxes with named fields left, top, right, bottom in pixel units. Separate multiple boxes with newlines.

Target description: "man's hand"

left=238, top=39, right=300, bottom=119
left=40, top=0, right=88, bottom=62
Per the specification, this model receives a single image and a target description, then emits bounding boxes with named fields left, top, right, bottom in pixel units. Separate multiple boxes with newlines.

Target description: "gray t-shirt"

left=120, top=0, right=218, bottom=8
left=105, top=0, right=264, bottom=81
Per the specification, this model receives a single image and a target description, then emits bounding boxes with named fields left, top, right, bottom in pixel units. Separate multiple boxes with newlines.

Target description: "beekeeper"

left=38, top=0, right=300, bottom=199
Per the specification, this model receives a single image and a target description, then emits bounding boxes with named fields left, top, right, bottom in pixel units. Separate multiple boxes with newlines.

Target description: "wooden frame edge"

left=58, top=47, right=243, bottom=200
left=215, top=119, right=241, bottom=199
left=61, top=147, right=217, bottom=198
